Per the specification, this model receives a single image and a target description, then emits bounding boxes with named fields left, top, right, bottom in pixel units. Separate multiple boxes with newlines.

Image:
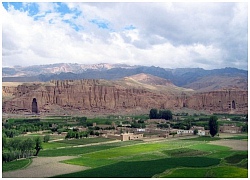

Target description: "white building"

left=137, top=128, right=145, bottom=132
left=197, top=130, right=206, bottom=136
left=177, top=129, right=206, bottom=136
left=177, top=129, right=193, bottom=135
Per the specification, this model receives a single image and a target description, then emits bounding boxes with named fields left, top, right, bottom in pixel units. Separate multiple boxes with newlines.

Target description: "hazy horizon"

left=2, top=62, right=248, bottom=71
left=2, top=2, right=248, bottom=70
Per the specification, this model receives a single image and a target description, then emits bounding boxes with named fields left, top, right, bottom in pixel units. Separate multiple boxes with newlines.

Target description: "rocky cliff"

left=2, top=79, right=248, bottom=115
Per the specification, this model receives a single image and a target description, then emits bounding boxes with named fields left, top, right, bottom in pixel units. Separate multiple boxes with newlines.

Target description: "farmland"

left=2, top=133, right=247, bottom=178
left=2, top=113, right=248, bottom=178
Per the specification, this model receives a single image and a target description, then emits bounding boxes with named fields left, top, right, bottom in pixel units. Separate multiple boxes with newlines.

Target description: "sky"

left=1, top=2, right=248, bottom=70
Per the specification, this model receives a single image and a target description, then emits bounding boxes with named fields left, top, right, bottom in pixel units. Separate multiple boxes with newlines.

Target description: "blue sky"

left=2, top=2, right=248, bottom=70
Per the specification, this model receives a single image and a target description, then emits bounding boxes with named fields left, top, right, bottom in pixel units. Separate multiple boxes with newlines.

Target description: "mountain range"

left=2, top=63, right=248, bottom=92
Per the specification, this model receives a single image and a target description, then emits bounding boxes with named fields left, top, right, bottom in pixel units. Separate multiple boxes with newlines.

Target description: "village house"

left=219, top=124, right=242, bottom=133
left=177, top=126, right=207, bottom=136
left=197, top=130, right=210, bottom=136
left=122, top=133, right=144, bottom=141
left=177, top=129, right=194, bottom=135
left=137, top=128, right=146, bottom=132
left=106, top=132, right=144, bottom=141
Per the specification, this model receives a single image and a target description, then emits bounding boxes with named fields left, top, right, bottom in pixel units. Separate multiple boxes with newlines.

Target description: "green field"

left=160, top=166, right=248, bottom=178
left=58, top=137, right=114, bottom=145
left=225, top=153, right=248, bottom=164
left=56, top=157, right=220, bottom=178
left=55, top=136, right=247, bottom=178
left=225, top=135, right=248, bottom=140
left=2, top=129, right=248, bottom=178
left=2, top=159, right=31, bottom=172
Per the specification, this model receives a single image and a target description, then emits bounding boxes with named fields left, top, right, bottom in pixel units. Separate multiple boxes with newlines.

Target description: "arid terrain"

left=2, top=73, right=248, bottom=115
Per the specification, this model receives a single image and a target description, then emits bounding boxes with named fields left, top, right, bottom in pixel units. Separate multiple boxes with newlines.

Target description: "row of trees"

left=2, top=137, right=42, bottom=163
left=149, top=109, right=173, bottom=120
left=65, top=130, right=89, bottom=139
left=3, top=121, right=54, bottom=138
left=3, top=116, right=89, bottom=139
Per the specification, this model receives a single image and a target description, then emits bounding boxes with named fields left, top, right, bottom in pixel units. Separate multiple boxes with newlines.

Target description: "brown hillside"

left=125, top=73, right=173, bottom=86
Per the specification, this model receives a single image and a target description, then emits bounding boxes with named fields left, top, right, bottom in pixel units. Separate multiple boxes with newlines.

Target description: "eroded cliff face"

left=2, top=79, right=248, bottom=114
left=187, top=90, right=248, bottom=114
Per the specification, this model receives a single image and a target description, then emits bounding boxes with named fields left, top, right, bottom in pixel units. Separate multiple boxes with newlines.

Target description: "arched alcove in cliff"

left=32, top=98, right=38, bottom=113
left=232, top=100, right=236, bottom=109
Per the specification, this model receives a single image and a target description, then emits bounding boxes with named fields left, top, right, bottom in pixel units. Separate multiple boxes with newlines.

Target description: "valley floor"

left=2, top=156, right=88, bottom=178
left=2, top=134, right=248, bottom=178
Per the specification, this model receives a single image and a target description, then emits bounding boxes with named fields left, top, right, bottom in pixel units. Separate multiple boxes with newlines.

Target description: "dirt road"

left=2, top=156, right=88, bottom=178
left=209, top=139, right=248, bottom=151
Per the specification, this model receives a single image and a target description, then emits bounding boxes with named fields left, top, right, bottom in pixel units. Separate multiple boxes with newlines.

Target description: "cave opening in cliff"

left=232, top=100, right=236, bottom=109
left=32, top=98, right=38, bottom=113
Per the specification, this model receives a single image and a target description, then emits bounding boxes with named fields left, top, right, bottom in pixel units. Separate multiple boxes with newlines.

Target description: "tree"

left=193, top=129, right=198, bottom=135
left=95, top=132, right=100, bottom=136
left=2, top=134, right=7, bottom=150
left=43, top=135, right=50, bottom=143
left=157, top=110, right=163, bottom=119
left=184, top=119, right=192, bottom=130
left=161, top=110, right=173, bottom=120
left=22, top=138, right=34, bottom=158
left=34, top=137, right=42, bottom=156
left=241, top=124, right=248, bottom=132
left=138, top=120, right=144, bottom=123
left=149, top=109, right=158, bottom=119
left=75, top=132, right=79, bottom=139
left=208, top=116, right=218, bottom=137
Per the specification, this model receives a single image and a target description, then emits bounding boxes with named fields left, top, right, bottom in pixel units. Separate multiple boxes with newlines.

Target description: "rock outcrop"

left=186, top=89, right=248, bottom=114
left=2, top=79, right=248, bottom=115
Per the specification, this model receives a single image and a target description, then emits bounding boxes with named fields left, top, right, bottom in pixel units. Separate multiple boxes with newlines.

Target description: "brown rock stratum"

left=2, top=76, right=248, bottom=115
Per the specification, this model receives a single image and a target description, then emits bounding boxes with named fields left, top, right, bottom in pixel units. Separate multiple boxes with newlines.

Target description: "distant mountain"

left=183, top=75, right=248, bottom=91
left=2, top=63, right=138, bottom=77
left=2, top=63, right=174, bottom=82
left=170, top=67, right=248, bottom=87
left=2, top=63, right=247, bottom=91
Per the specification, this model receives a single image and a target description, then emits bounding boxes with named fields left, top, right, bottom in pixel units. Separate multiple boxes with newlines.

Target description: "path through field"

left=2, top=156, right=88, bottom=178
left=209, top=139, right=248, bottom=151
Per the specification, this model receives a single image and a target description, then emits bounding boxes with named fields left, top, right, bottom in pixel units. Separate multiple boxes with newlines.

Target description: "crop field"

left=56, top=157, right=220, bottom=178
left=160, top=166, right=248, bottom=178
left=38, top=140, right=144, bottom=157
left=2, top=159, right=31, bottom=172
left=58, top=137, right=114, bottom=145
left=3, top=133, right=248, bottom=178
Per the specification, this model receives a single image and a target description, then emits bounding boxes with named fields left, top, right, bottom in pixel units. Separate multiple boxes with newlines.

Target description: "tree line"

left=2, top=116, right=89, bottom=138
left=2, top=137, right=42, bottom=163
left=149, top=108, right=173, bottom=120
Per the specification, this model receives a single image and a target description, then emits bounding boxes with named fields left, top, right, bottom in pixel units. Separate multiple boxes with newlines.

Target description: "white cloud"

left=2, top=2, right=248, bottom=70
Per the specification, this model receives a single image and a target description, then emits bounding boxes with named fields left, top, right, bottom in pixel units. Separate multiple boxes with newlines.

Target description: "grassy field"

left=42, top=137, right=114, bottom=149
left=3, top=133, right=248, bottom=178
left=2, top=159, right=31, bottom=172
left=160, top=166, right=248, bottom=178
left=224, top=135, right=248, bottom=140
left=224, top=153, right=248, bottom=164
left=39, top=140, right=144, bottom=156
left=55, top=135, right=247, bottom=178
left=55, top=157, right=220, bottom=178
left=58, top=137, right=114, bottom=145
